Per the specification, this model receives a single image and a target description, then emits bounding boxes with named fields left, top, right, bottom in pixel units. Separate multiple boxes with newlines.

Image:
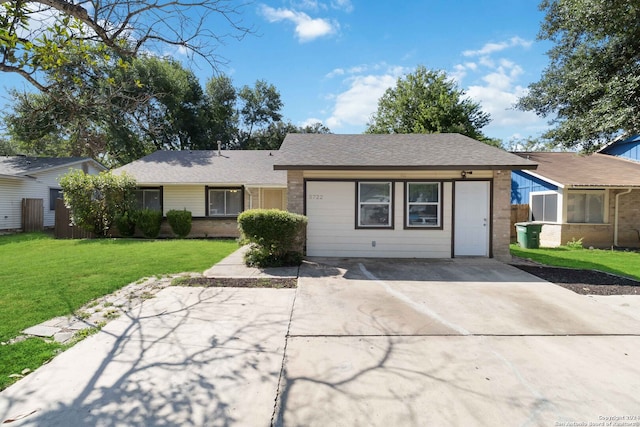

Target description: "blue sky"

left=1, top=0, right=553, bottom=145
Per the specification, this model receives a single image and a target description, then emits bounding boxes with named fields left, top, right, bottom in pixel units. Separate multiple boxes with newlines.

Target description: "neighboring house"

left=274, top=133, right=536, bottom=261
left=0, top=156, right=106, bottom=231
left=511, top=152, right=640, bottom=248
left=599, top=134, right=640, bottom=163
left=114, top=150, right=287, bottom=237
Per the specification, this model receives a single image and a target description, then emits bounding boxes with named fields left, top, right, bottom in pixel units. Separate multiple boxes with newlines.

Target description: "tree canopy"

left=366, top=66, right=494, bottom=143
left=4, top=62, right=330, bottom=165
left=0, top=0, right=250, bottom=90
left=517, top=0, right=640, bottom=152
left=4, top=53, right=212, bottom=165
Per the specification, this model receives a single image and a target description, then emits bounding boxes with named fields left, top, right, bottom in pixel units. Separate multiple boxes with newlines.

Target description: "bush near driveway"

left=238, top=209, right=307, bottom=267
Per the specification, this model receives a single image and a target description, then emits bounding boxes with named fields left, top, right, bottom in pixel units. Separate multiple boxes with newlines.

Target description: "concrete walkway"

left=203, top=245, right=299, bottom=278
left=2, top=251, right=640, bottom=426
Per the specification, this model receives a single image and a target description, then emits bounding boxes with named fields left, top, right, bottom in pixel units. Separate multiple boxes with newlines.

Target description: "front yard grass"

left=0, top=232, right=237, bottom=390
left=510, top=244, right=640, bottom=281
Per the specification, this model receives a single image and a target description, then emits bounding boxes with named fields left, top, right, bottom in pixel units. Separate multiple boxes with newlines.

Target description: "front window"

left=49, top=188, right=63, bottom=210
left=209, top=188, right=242, bottom=216
left=531, top=193, right=557, bottom=222
left=567, top=191, right=604, bottom=223
left=135, top=188, right=161, bottom=211
left=358, top=182, right=392, bottom=227
left=406, top=182, right=440, bottom=227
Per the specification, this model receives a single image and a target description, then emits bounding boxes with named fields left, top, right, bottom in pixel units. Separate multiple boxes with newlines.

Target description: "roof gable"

left=598, top=135, right=640, bottom=163
left=114, top=150, right=286, bottom=186
left=0, top=156, right=105, bottom=178
left=275, top=133, right=537, bottom=170
left=514, top=152, right=640, bottom=187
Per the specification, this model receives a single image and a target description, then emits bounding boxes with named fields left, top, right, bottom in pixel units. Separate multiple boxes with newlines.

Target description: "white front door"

left=454, top=181, right=490, bottom=256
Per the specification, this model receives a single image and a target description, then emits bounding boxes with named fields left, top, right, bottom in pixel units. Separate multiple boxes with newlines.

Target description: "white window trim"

left=406, top=182, right=441, bottom=228
left=357, top=181, right=393, bottom=228
left=529, top=190, right=561, bottom=223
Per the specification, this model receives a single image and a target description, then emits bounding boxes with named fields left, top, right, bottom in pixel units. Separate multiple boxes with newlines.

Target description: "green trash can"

left=515, top=222, right=542, bottom=249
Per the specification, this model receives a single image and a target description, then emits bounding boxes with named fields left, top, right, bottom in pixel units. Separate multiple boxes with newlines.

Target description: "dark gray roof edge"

left=274, top=164, right=538, bottom=171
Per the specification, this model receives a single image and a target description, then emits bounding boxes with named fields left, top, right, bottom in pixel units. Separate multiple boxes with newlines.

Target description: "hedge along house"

left=274, top=134, right=537, bottom=261
left=511, top=152, right=640, bottom=248
left=113, top=150, right=287, bottom=237
left=0, top=156, right=106, bottom=231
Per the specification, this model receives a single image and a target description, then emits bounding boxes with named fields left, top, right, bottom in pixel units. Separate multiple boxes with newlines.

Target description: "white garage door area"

left=305, top=181, right=452, bottom=258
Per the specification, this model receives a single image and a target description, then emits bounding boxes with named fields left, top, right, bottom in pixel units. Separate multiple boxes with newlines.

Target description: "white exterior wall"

left=306, top=181, right=452, bottom=258
left=0, top=162, right=101, bottom=230
left=0, top=178, right=27, bottom=230
left=162, top=185, right=206, bottom=217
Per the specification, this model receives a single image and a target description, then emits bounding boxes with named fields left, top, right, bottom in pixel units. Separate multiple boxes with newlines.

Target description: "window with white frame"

left=135, top=188, right=161, bottom=211
left=406, top=182, right=440, bottom=227
left=357, top=182, right=392, bottom=227
left=209, top=188, right=242, bottom=216
left=531, top=192, right=557, bottom=222
left=566, top=190, right=605, bottom=223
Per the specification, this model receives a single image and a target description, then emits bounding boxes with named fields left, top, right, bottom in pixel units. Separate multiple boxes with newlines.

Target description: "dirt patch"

left=513, top=264, right=640, bottom=295
left=173, top=277, right=297, bottom=289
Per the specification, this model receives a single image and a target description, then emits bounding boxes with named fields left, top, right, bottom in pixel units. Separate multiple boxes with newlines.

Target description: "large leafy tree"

left=366, top=66, right=492, bottom=142
left=236, top=80, right=284, bottom=149
left=0, top=0, right=250, bottom=91
left=205, top=74, right=238, bottom=147
left=517, top=0, right=640, bottom=152
left=5, top=51, right=213, bottom=165
left=205, top=75, right=330, bottom=150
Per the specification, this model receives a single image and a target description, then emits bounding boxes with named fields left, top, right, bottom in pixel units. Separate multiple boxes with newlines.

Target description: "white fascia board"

left=519, top=169, right=565, bottom=189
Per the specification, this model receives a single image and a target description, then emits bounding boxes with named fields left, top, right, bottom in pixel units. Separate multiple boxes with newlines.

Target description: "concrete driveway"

left=278, top=258, right=640, bottom=426
left=2, top=257, right=640, bottom=426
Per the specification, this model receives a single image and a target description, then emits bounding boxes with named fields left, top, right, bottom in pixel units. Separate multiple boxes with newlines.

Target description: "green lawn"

left=0, top=233, right=237, bottom=389
left=510, top=244, right=640, bottom=281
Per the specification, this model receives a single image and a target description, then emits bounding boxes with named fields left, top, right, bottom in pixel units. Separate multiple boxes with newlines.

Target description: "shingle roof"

left=274, top=133, right=537, bottom=170
left=0, top=156, right=99, bottom=178
left=114, top=150, right=287, bottom=186
left=514, top=152, right=640, bottom=187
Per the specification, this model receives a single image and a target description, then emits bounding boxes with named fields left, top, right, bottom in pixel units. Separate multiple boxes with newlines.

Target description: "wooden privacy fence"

left=510, top=204, right=530, bottom=241
left=54, top=198, right=94, bottom=239
left=22, top=198, right=44, bottom=232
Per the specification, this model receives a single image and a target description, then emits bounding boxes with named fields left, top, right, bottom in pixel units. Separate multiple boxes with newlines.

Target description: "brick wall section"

left=287, top=170, right=305, bottom=214
left=159, top=218, right=240, bottom=238
left=614, top=189, right=640, bottom=247
left=492, top=170, right=512, bottom=262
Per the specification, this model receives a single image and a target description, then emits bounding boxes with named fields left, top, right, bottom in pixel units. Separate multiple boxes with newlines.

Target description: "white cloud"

left=330, top=0, right=353, bottom=12
left=289, top=0, right=353, bottom=12
left=325, top=68, right=345, bottom=78
left=462, top=36, right=532, bottom=57
left=452, top=36, right=548, bottom=139
left=260, top=5, right=337, bottom=42
left=300, top=117, right=325, bottom=127
left=325, top=66, right=404, bottom=129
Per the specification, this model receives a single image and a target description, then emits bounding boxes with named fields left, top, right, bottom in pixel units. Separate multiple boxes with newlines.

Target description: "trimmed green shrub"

left=59, top=170, right=137, bottom=237
left=167, top=209, right=192, bottom=238
left=237, top=209, right=307, bottom=267
left=115, top=210, right=138, bottom=237
left=137, top=209, right=163, bottom=238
